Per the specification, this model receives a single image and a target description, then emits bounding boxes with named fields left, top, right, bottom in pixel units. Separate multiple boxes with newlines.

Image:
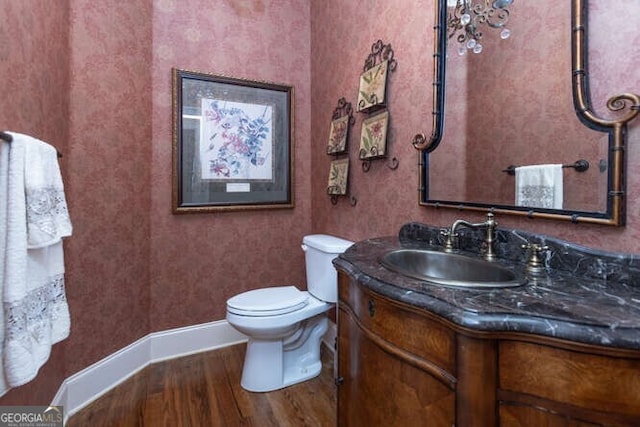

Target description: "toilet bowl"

left=227, top=287, right=332, bottom=392
left=226, top=234, right=353, bottom=392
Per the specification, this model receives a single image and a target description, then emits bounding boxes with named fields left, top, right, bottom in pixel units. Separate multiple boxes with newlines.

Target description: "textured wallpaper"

left=148, top=0, right=312, bottom=331
left=435, top=1, right=608, bottom=211
left=1, top=0, right=312, bottom=404
left=310, top=0, right=640, bottom=252
left=0, top=0, right=70, bottom=406
left=1, top=0, right=640, bottom=407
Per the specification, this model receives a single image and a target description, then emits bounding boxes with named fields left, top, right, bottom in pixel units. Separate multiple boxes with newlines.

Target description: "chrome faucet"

left=441, top=213, right=497, bottom=261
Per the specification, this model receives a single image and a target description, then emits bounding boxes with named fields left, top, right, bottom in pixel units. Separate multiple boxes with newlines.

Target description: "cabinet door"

left=337, top=306, right=455, bottom=426
left=499, top=340, right=640, bottom=426
left=500, top=404, right=601, bottom=426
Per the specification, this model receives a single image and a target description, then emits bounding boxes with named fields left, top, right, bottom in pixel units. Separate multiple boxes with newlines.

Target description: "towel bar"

left=502, top=159, right=589, bottom=176
left=0, top=131, right=63, bottom=158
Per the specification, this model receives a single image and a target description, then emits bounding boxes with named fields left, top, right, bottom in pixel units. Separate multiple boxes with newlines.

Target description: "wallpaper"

left=1, top=0, right=640, bottom=407
left=0, top=0, right=69, bottom=405
left=148, top=0, right=312, bottom=331
left=310, top=0, right=640, bottom=252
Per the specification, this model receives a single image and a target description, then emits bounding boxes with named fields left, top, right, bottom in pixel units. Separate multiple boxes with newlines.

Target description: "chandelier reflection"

left=447, top=0, right=513, bottom=55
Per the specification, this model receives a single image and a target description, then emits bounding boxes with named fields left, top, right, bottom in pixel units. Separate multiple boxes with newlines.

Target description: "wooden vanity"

left=334, top=227, right=640, bottom=426
left=336, top=273, right=640, bottom=426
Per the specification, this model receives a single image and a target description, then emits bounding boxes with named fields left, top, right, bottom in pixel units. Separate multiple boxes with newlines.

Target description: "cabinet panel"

left=500, top=404, right=601, bottom=427
left=337, top=305, right=455, bottom=426
left=499, top=340, right=640, bottom=425
left=338, top=273, right=456, bottom=373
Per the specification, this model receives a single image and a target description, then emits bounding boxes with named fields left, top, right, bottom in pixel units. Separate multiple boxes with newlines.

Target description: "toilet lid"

left=227, top=286, right=308, bottom=316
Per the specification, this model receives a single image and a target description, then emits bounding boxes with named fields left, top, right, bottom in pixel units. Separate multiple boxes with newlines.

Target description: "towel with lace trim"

left=515, top=164, right=563, bottom=209
left=0, top=132, right=72, bottom=396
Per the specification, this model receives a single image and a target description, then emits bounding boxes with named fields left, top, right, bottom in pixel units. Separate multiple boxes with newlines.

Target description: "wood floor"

left=66, top=343, right=336, bottom=427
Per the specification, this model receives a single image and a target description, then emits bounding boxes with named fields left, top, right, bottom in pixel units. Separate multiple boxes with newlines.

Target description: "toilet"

left=226, top=234, right=353, bottom=392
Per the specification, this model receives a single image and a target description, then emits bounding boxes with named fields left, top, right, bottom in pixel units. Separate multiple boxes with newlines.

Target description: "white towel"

left=515, top=164, right=563, bottom=209
left=23, top=136, right=72, bottom=249
left=0, top=140, right=11, bottom=395
left=0, top=132, right=72, bottom=396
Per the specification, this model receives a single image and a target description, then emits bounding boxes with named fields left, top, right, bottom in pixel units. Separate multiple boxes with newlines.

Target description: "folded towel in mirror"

left=515, top=164, right=563, bottom=209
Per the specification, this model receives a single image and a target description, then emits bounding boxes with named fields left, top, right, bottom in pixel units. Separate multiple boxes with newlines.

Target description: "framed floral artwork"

left=356, top=60, right=388, bottom=112
left=172, top=68, right=293, bottom=213
left=327, top=158, right=349, bottom=195
left=359, top=110, right=389, bottom=160
left=327, top=115, right=349, bottom=154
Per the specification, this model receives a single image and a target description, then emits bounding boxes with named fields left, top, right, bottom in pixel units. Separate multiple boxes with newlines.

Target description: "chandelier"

left=447, top=0, right=513, bottom=55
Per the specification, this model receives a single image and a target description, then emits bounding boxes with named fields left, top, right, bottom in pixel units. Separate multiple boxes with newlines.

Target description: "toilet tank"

left=302, top=234, right=353, bottom=303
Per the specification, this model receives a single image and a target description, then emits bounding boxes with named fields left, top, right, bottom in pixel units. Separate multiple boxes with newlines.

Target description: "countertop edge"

left=334, top=236, right=640, bottom=352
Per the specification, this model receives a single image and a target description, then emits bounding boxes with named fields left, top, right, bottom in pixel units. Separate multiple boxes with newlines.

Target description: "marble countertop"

left=334, top=223, right=640, bottom=350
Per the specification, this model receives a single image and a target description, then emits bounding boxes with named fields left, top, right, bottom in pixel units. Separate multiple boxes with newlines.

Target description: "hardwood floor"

left=67, top=343, right=336, bottom=427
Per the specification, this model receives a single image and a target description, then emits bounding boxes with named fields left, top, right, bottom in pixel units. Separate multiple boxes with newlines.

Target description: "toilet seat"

left=227, top=286, right=309, bottom=316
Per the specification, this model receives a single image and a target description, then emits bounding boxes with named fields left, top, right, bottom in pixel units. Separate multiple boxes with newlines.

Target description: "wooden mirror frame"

left=413, top=0, right=640, bottom=226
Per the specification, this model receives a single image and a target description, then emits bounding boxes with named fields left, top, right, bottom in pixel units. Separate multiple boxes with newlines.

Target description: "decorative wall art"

left=172, top=68, right=293, bottom=213
left=359, top=110, right=389, bottom=160
left=327, top=158, right=350, bottom=196
left=326, top=97, right=356, bottom=205
left=327, top=97, right=355, bottom=155
left=327, top=115, right=349, bottom=155
left=356, top=40, right=399, bottom=172
left=356, top=60, right=389, bottom=113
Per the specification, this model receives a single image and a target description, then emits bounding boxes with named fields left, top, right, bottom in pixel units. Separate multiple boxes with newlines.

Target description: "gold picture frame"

left=172, top=68, right=294, bottom=213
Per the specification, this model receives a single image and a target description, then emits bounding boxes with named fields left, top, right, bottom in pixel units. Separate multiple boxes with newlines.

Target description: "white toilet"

left=226, top=234, right=353, bottom=392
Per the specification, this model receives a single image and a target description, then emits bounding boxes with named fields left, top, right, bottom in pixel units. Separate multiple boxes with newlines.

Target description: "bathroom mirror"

left=413, top=0, right=640, bottom=226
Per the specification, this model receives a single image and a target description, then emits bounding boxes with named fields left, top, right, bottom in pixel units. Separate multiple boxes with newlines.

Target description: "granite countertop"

left=333, top=223, right=640, bottom=350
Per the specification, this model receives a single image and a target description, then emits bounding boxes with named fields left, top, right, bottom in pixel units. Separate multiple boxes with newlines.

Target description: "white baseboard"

left=52, top=320, right=247, bottom=423
left=52, top=319, right=336, bottom=423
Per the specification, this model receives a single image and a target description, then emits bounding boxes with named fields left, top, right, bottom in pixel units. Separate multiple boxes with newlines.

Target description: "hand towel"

left=515, top=164, right=563, bottom=209
left=0, top=132, right=72, bottom=396
left=0, top=140, right=11, bottom=395
left=23, top=135, right=72, bottom=249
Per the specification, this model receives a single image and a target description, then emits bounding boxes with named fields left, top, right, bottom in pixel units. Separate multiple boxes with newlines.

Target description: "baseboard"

left=52, top=319, right=337, bottom=424
left=52, top=320, right=247, bottom=423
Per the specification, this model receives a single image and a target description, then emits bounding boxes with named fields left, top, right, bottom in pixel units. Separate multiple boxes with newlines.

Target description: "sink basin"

left=379, top=249, right=526, bottom=288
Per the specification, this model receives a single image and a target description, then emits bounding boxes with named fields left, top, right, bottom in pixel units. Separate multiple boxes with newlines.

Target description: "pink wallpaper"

left=63, top=0, right=154, bottom=376
left=148, top=0, right=312, bottom=331
left=1, top=0, right=311, bottom=405
left=310, top=0, right=435, bottom=241
left=310, top=0, right=640, bottom=253
left=0, top=0, right=69, bottom=150
left=0, top=0, right=69, bottom=406
left=458, top=1, right=608, bottom=211
left=2, top=0, right=640, bottom=408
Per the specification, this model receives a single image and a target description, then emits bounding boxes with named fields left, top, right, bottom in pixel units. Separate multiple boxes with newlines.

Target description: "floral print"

left=359, top=110, right=389, bottom=159
left=201, top=99, right=272, bottom=180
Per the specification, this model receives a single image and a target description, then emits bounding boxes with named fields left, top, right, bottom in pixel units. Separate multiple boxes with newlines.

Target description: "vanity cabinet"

left=336, top=272, right=640, bottom=426
left=498, top=341, right=640, bottom=426
left=336, top=272, right=456, bottom=426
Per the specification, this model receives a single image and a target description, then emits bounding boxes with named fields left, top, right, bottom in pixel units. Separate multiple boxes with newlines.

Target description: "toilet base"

left=240, top=314, right=328, bottom=392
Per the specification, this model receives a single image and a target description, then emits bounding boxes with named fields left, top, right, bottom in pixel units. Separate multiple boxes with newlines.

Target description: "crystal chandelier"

left=447, top=0, right=513, bottom=55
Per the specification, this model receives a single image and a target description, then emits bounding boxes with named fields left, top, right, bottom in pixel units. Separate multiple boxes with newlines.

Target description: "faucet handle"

left=440, top=228, right=457, bottom=252
left=521, top=243, right=549, bottom=274
left=485, top=212, right=496, bottom=224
